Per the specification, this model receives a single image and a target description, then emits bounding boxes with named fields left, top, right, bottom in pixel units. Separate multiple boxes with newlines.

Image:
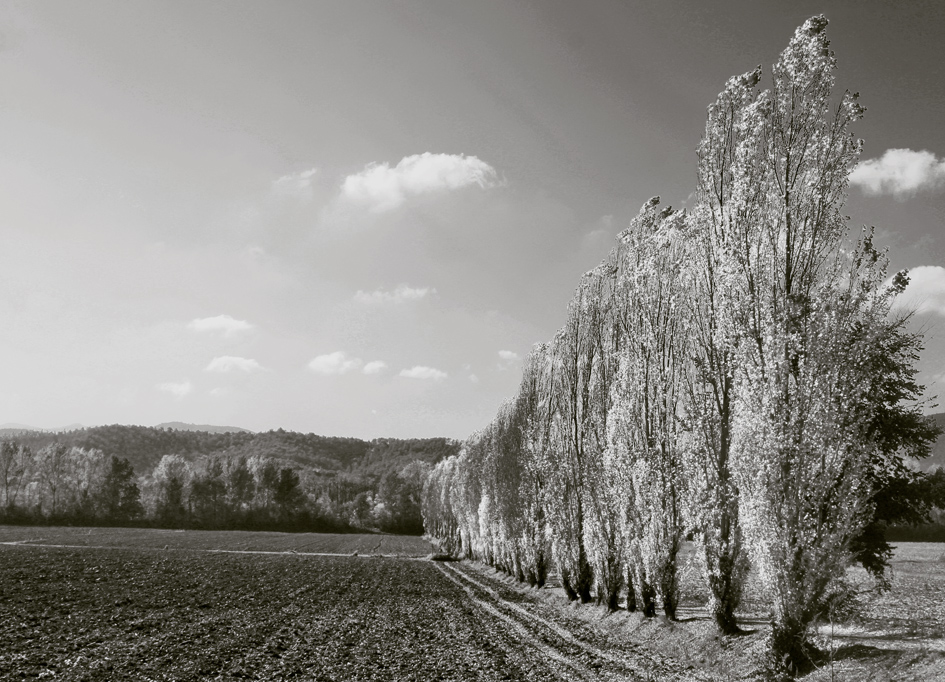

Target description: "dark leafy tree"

left=97, top=456, right=143, bottom=523
left=852, top=313, right=945, bottom=579
left=273, top=467, right=305, bottom=519
left=189, top=457, right=228, bottom=528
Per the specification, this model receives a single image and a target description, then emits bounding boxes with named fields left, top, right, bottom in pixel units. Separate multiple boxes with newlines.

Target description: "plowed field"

left=0, top=527, right=697, bottom=681
left=5, top=526, right=943, bottom=681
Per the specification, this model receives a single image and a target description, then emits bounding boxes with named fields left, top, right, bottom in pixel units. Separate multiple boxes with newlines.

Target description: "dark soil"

left=0, top=539, right=674, bottom=681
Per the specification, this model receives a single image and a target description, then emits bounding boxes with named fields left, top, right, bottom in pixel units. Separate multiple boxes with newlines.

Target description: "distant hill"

left=0, top=424, right=460, bottom=481
left=0, top=423, right=84, bottom=433
left=155, top=422, right=253, bottom=434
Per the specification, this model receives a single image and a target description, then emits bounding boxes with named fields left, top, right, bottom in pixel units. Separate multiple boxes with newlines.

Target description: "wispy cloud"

left=850, top=149, right=945, bottom=199
left=157, top=380, right=193, bottom=398
left=271, top=168, right=318, bottom=201
left=205, top=356, right=263, bottom=373
left=896, top=265, right=945, bottom=317
left=362, top=360, right=388, bottom=375
left=308, top=351, right=361, bottom=375
left=341, top=152, right=499, bottom=212
left=354, top=284, right=436, bottom=304
left=399, top=365, right=448, bottom=381
left=498, top=350, right=519, bottom=362
left=188, top=314, right=254, bottom=337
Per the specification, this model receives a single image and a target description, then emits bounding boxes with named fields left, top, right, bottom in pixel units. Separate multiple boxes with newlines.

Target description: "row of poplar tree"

left=421, top=17, right=940, bottom=676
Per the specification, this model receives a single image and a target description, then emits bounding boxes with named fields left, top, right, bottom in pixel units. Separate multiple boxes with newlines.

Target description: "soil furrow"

left=442, top=561, right=707, bottom=682
left=434, top=561, right=603, bottom=681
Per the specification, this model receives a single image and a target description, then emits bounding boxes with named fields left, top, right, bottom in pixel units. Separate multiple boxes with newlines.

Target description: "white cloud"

left=850, top=149, right=945, bottom=199
left=468, top=373, right=480, bottom=384
left=362, top=360, right=388, bottom=375
left=341, top=152, right=499, bottom=212
left=157, top=380, right=193, bottom=398
left=205, top=356, right=263, bottom=373
left=271, top=168, right=318, bottom=201
left=498, top=350, right=519, bottom=362
left=399, top=366, right=448, bottom=381
left=188, top=314, right=254, bottom=337
left=354, top=284, right=436, bottom=304
left=308, top=351, right=361, bottom=375
left=896, top=265, right=945, bottom=317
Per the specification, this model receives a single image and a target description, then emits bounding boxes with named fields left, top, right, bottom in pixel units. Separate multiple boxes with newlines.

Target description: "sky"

left=1, top=0, right=944, bottom=438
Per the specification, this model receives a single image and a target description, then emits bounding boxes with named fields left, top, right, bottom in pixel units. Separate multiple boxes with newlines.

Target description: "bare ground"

left=0, top=527, right=694, bottom=681
left=2, top=527, right=944, bottom=681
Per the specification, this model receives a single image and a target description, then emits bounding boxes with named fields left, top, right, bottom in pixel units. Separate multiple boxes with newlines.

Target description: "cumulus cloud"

left=271, top=168, right=318, bottom=200
left=362, top=360, right=388, bottom=375
left=157, top=380, right=193, bottom=398
left=895, top=265, right=945, bottom=317
left=850, top=149, right=945, bottom=199
left=341, top=152, right=499, bottom=212
left=354, top=284, right=436, bottom=304
left=308, top=351, right=361, bottom=375
left=498, top=350, right=519, bottom=362
left=188, top=314, right=254, bottom=337
left=399, top=366, right=448, bottom=381
left=205, top=356, right=263, bottom=373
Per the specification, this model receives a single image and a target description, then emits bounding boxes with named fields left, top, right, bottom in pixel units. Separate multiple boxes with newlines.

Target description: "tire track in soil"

left=438, top=562, right=700, bottom=682
left=435, top=562, right=606, bottom=681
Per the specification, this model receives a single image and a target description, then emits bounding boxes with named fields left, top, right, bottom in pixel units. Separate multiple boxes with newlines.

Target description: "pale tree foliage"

left=61, top=447, right=109, bottom=517
left=35, top=443, right=70, bottom=516
left=478, top=408, right=518, bottom=576
left=547, top=281, right=601, bottom=603
left=723, top=16, right=880, bottom=674
left=734, top=235, right=892, bottom=673
left=0, top=442, right=33, bottom=510
left=148, top=453, right=193, bottom=524
left=516, top=345, right=553, bottom=587
left=578, top=256, right=626, bottom=611
left=422, top=456, right=461, bottom=554
left=683, top=64, right=767, bottom=634
left=609, top=198, right=689, bottom=619
left=451, top=435, right=486, bottom=560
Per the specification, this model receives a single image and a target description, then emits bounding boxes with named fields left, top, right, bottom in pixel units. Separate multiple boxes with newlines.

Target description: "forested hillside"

left=0, top=425, right=458, bottom=535
left=0, top=425, right=455, bottom=480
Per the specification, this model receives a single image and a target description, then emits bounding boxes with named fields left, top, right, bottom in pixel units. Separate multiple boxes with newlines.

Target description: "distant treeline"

left=0, top=427, right=459, bottom=534
left=887, top=502, right=945, bottom=542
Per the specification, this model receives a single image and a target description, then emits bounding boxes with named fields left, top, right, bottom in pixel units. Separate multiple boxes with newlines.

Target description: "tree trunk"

left=605, top=586, right=620, bottom=612
left=769, top=620, right=817, bottom=679
left=576, top=544, right=594, bottom=603
left=626, top=567, right=637, bottom=612
left=535, top=549, right=548, bottom=588
left=640, top=582, right=657, bottom=617
left=712, top=600, right=743, bottom=635
left=662, top=592, right=677, bottom=621
left=561, top=570, right=579, bottom=601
